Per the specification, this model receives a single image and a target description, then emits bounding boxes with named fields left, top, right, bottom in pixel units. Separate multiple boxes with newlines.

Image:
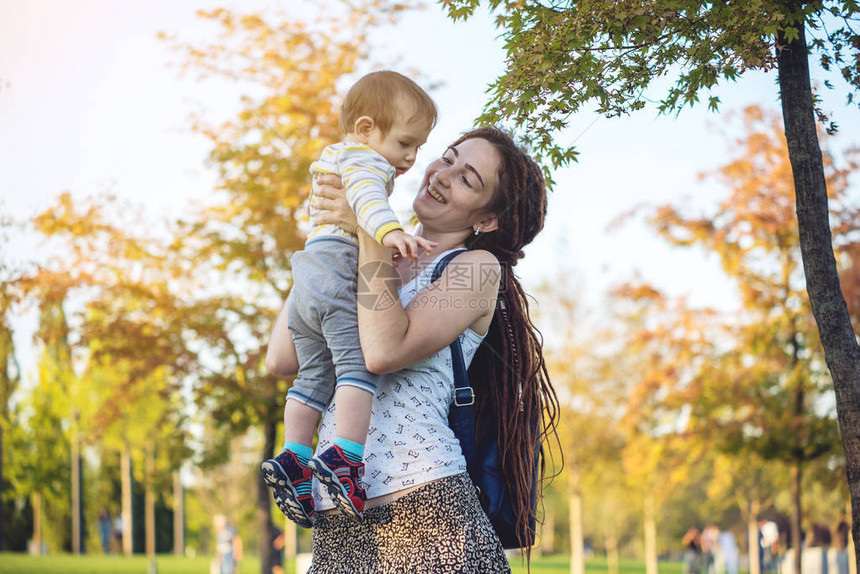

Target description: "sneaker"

left=260, top=450, right=314, bottom=528
left=308, top=445, right=366, bottom=519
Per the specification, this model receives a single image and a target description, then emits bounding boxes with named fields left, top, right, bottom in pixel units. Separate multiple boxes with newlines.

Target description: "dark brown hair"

left=339, top=70, right=437, bottom=136
left=455, top=126, right=561, bottom=558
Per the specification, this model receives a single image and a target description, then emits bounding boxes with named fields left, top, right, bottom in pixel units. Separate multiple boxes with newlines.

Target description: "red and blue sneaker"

left=308, top=445, right=366, bottom=519
left=260, top=450, right=314, bottom=528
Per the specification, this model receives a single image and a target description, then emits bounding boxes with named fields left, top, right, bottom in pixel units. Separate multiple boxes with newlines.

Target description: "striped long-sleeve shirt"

left=306, top=142, right=403, bottom=245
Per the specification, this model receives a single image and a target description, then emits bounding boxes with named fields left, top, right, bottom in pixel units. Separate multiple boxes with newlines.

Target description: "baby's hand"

left=381, top=229, right=437, bottom=261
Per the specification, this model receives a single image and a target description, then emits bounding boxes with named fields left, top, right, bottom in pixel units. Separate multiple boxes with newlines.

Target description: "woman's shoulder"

left=449, top=248, right=499, bottom=266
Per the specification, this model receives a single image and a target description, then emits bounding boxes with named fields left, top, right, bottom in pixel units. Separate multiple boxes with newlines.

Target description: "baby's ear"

left=354, top=116, right=375, bottom=141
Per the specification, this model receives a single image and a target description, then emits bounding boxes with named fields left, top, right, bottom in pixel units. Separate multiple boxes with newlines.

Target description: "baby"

left=261, top=71, right=436, bottom=526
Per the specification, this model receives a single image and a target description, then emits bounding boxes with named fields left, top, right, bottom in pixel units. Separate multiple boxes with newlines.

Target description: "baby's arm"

left=381, top=229, right=437, bottom=260
left=338, top=145, right=405, bottom=244
left=265, top=298, right=299, bottom=377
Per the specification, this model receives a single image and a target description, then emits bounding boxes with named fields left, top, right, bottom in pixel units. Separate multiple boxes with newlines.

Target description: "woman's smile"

left=425, top=183, right=447, bottom=204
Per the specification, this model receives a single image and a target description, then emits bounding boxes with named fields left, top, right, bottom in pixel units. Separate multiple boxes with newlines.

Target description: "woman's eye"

left=461, top=175, right=473, bottom=189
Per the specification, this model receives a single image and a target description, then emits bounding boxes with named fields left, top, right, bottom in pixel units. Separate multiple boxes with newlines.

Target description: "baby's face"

left=367, top=118, right=430, bottom=177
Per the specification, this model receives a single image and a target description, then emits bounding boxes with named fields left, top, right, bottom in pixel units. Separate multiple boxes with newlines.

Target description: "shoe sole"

left=307, top=457, right=363, bottom=520
left=260, top=460, right=313, bottom=528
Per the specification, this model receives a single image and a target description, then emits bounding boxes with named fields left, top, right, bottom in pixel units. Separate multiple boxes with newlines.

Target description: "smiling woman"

left=267, top=126, right=560, bottom=572
left=410, top=139, right=501, bottom=239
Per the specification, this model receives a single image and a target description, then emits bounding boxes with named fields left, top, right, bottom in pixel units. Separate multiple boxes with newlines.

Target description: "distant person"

left=718, top=530, right=739, bottom=574
left=702, top=524, right=719, bottom=574
left=759, top=519, right=779, bottom=572
left=811, top=522, right=832, bottom=547
left=683, top=527, right=703, bottom=574
left=98, top=508, right=112, bottom=554
left=837, top=518, right=850, bottom=549
left=214, top=515, right=242, bottom=574
left=112, top=514, right=124, bottom=553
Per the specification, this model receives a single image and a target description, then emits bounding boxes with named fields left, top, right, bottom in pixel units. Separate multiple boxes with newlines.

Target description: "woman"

left=267, top=127, right=559, bottom=572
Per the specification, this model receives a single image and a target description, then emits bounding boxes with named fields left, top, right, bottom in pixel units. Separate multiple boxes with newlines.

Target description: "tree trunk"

left=121, top=446, right=133, bottom=555
left=791, top=459, right=803, bottom=574
left=259, top=419, right=277, bottom=574
left=569, top=493, right=584, bottom=574
left=569, top=467, right=584, bottom=574
left=644, top=495, right=658, bottom=574
left=173, top=470, right=184, bottom=556
left=606, top=527, right=620, bottom=574
left=0, top=424, right=4, bottom=551
left=284, top=516, right=297, bottom=562
left=145, top=445, right=155, bottom=557
left=71, top=413, right=82, bottom=554
left=542, top=505, right=555, bottom=555
left=747, top=498, right=761, bottom=574
left=31, top=491, right=42, bottom=555
left=776, top=17, right=860, bottom=574
left=849, top=500, right=858, bottom=574
left=787, top=314, right=805, bottom=574
left=0, top=321, right=17, bottom=555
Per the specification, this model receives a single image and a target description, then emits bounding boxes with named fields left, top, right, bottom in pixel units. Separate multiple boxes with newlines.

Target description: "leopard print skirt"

left=308, top=472, right=511, bottom=573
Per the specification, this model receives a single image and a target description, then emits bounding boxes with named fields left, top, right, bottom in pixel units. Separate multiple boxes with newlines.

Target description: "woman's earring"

left=474, top=227, right=481, bottom=236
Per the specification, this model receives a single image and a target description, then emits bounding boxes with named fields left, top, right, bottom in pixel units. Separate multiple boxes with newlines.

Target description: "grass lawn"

left=509, top=554, right=686, bottom=573
left=0, top=553, right=688, bottom=573
left=0, top=554, right=260, bottom=574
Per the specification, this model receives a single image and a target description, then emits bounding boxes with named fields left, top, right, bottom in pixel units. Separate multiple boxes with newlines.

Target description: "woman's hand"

left=313, top=174, right=358, bottom=234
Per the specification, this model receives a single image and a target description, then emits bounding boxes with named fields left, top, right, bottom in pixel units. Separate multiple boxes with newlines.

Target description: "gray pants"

left=286, top=237, right=378, bottom=412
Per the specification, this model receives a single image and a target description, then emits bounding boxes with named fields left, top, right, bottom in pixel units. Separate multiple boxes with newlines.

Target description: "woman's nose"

left=434, top=164, right=452, bottom=186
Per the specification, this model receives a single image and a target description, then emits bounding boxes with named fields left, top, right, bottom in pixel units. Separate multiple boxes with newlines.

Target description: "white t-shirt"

left=312, top=249, right=485, bottom=509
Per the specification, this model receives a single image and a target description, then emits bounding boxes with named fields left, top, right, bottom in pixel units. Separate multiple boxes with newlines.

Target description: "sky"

left=3, top=0, right=860, bottom=377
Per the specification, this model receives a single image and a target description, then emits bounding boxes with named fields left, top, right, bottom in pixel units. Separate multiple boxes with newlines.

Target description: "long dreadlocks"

left=457, top=127, right=562, bottom=558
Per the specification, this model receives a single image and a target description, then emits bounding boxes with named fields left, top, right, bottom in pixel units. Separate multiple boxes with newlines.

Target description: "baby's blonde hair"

left=339, top=71, right=437, bottom=136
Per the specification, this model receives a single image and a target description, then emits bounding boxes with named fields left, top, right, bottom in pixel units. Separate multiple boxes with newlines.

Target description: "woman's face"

left=413, top=137, right=501, bottom=234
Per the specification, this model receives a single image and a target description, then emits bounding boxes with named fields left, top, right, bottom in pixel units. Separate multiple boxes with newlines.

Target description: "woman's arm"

left=265, top=299, right=299, bottom=377
left=356, top=229, right=500, bottom=374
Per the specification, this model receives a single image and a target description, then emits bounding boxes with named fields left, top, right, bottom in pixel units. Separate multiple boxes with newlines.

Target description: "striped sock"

left=283, top=442, right=312, bottom=466
left=334, top=437, right=365, bottom=464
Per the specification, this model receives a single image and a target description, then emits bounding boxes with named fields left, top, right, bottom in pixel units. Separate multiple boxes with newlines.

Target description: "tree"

left=0, top=225, right=63, bottom=555
left=23, top=277, right=76, bottom=553
left=441, top=1, right=860, bottom=568
left=0, top=212, right=20, bottom=551
left=163, top=3, right=419, bottom=570
left=706, top=451, right=787, bottom=574
left=0, top=281, right=21, bottom=551
left=609, top=282, right=723, bottom=574
left=640, top=105, right=856, bottom=564
left=537, top=276, right=635, bottom=574
left=20, top=192, right=196, bottom=556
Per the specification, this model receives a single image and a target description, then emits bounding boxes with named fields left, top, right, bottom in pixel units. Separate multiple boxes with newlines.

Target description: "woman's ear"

left=353, top=116, right=375, bottom=142
left=474, top=212, right=499, bottom=234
